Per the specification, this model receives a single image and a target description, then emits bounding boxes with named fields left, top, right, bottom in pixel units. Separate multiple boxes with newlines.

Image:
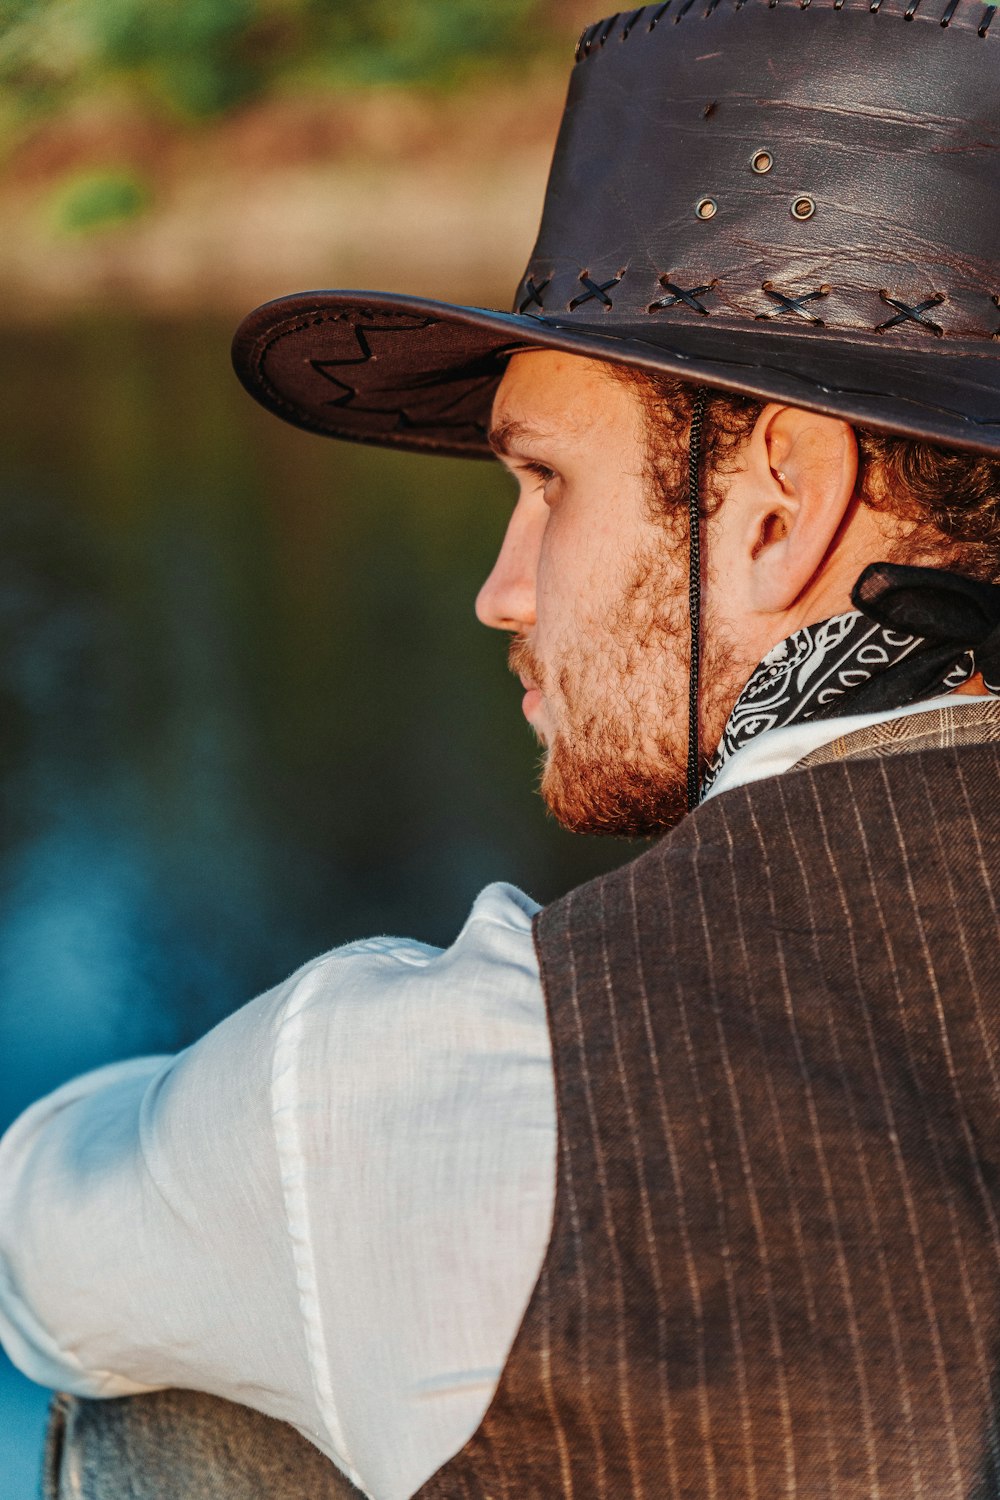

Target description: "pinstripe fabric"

left=415, top=740, right=1000, bottom=1499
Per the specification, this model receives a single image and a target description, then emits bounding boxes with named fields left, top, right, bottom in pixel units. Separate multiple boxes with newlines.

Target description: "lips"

left=508, top=638, right=546, bottom=717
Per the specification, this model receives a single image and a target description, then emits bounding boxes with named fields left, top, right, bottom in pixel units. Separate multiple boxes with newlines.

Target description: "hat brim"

left=232, top=289, right=1000, bottom=461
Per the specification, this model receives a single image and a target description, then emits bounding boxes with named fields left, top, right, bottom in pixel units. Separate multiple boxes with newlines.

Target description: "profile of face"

left=478, top=349, right=878, bottom=837
left=478, top=351, right=703, bottom=836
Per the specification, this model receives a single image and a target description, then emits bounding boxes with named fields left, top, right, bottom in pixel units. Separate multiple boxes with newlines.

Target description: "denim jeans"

left=43, top=1390, right=362, bottom=1499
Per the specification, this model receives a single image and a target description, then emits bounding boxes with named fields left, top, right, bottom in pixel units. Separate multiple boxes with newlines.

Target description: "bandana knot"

left=852, top=562, right=1000, bottom=700
left=701, top=562, right=1000, bottom=799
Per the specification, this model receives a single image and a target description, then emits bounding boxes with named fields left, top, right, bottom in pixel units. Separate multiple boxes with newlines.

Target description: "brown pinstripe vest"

left=415, top=716, right=1000, bottom=1499
left=48, top=704, right=1000, bottom=1499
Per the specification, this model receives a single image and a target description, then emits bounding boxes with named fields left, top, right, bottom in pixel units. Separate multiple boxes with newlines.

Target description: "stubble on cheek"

left=508, top=539, right=696, bottom=836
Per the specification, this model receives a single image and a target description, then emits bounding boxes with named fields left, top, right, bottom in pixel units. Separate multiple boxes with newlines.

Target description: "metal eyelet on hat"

left=696, top=197, right=718, bottom=220
left=791, top=195, right=817, bottom=220
left=751, top=150, right=774, bottom=174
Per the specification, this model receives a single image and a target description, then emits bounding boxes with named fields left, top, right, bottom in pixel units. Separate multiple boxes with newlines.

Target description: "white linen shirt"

left=0, top=694, right=987, bottom=1500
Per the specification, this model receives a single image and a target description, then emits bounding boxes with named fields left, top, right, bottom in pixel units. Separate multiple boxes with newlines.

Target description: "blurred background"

left=0, top=1, right=623, bottom=1493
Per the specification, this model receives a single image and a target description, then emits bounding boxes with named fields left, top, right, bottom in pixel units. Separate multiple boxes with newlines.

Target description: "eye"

left=518, top=459, right=558, bottom=494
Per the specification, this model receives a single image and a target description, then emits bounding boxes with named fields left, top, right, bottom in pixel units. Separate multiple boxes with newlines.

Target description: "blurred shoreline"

left=1, top=76, right=569, bottom=323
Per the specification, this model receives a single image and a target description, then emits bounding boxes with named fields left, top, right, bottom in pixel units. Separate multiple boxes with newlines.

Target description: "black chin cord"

left=686, top=388, right=707, bottom=813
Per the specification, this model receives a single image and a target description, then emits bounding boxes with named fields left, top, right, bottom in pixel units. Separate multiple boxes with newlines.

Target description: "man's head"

left=479, top=350, right=1000, bottom=837
left=232, top=6, right=1000, bottom=838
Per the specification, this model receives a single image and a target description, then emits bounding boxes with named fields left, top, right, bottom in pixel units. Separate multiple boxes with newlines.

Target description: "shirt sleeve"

left=0, top=881, right=553, bottom=1500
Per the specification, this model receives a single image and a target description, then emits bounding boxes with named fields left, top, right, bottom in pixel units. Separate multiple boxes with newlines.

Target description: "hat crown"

left=514, top=0, right=1000, bottom=344
left=233, top=0, right=1000, bottom=461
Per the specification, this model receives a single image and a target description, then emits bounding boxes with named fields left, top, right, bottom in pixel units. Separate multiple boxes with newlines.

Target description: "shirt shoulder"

left=310, top=880, right=539, bottom=967
left=278, top=880, right=543, bottom=1058
left=0, top=882, right=554, bottom=1500
left=266, top=881, right=554, bottom=1497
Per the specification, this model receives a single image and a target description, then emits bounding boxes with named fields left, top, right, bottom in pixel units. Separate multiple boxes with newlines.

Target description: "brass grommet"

left=791, top=195, right=816, bottom=220
left=751, top=150, right=774, bottom=174
left=696, top=197, right=718, bottom=220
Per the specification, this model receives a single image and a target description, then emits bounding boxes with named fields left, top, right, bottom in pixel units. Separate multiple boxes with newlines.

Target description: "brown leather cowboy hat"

left=232, top=0, right=1000, bottom=461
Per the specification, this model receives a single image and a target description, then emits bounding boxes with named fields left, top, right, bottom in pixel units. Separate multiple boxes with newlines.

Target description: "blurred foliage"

left=0, top=0, right=566, bottom=127
left=45, top=166, right=149, bottom=233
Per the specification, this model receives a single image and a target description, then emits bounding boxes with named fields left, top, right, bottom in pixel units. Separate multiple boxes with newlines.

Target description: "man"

left=3, top=2, right=1000, bottom=1497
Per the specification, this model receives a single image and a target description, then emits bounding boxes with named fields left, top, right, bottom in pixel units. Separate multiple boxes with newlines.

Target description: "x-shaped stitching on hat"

left=648, top=278, right=715, bottom=315
left=569, top=272, right=622, bottom=311
left=759, top=282, right=829, bottom=324
left=876, top=291, right=945, bottom=335
left=517, top=277, right=550, bottom=314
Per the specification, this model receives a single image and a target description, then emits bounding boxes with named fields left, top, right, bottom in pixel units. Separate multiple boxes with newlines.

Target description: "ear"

left=739, top=405, right=858, bottom=613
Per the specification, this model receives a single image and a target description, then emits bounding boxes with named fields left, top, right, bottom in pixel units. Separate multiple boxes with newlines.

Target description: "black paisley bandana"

left=701, top=563, right=1000, bottom=799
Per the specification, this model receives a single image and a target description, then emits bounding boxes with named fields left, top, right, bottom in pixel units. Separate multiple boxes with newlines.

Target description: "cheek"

left=535, top=512, right=622, bottom=642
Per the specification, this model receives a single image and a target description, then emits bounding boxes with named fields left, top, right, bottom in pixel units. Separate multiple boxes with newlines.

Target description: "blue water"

left=0, top=1354, right=48, bottom=1499
left=0, top=318, right=627, bottom=1486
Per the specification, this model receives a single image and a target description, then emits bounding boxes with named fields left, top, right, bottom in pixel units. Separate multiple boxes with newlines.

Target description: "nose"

left=475, top=493, right=544, bottom=633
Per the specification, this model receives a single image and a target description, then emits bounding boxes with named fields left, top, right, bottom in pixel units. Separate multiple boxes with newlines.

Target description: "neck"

left=953, top=671, right=989, bottom=697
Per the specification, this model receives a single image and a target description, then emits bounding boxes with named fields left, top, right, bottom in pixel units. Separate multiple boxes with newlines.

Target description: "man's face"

left=478, top=350, right=704, bottom=835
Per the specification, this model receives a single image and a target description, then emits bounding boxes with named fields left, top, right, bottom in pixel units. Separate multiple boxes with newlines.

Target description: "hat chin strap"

left=686, top=388, right=707, bottom=813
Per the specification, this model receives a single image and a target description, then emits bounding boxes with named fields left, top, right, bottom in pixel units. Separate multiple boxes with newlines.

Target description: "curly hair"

left=613, top=367, right=1000, bottom=583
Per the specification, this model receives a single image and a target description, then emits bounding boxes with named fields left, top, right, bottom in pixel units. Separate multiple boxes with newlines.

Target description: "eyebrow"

left=487, top=419, right=547, bottom=460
